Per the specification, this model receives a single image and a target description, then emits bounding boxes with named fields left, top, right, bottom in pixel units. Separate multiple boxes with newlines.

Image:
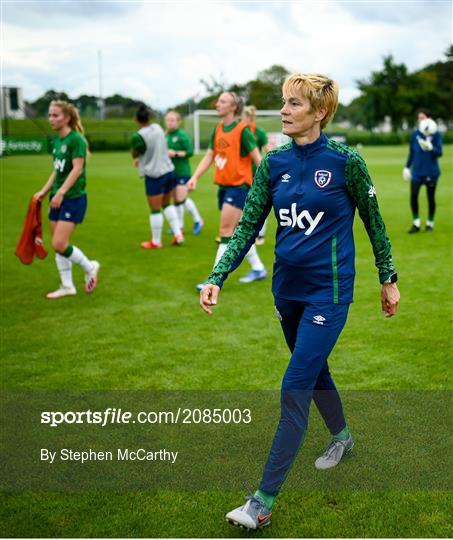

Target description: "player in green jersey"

left=243, top=105, right=271, bottom=245
left=34, top=101, right=99, bottom=299
left=165, top=111, right=203, bottom=235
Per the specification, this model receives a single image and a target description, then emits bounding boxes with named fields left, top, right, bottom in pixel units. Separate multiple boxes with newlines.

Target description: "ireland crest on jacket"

left=314, top=170, right=332, bottom=188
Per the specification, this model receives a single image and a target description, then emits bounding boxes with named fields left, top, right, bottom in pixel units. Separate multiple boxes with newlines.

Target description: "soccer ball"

left=419, top=118, right=437, bottom=136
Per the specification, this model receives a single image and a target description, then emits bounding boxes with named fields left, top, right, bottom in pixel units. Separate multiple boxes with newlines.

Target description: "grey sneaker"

left=238, top=269, right=267, bottom=283
left=315, top=435, right=354, bottom=470
left=226, top=495, right=272, bottom=530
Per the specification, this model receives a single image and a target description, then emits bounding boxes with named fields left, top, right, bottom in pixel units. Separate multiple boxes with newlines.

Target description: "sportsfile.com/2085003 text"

left=40, top=408, right=252, bottom=427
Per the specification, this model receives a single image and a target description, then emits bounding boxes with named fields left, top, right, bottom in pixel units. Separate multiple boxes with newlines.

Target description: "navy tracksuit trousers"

left=259, top=298, right=350, bottom=495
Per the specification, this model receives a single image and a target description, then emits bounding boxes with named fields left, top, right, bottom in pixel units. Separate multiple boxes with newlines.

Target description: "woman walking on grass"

left=199, top=73, right=400, bottom=530
left=34, top=101, right=99, bottom=299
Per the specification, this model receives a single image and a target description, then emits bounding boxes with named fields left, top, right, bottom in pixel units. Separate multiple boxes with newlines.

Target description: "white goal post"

left=191, top=109, right=288, bottom=153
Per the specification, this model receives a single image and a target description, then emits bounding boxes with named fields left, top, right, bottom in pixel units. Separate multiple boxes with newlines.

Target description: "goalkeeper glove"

left=417, top=137, right=433, bottom=152
left=402, top=167, right=412, bottom=181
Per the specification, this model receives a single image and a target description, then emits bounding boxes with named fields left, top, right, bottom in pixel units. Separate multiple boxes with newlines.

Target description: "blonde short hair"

left=282, top=73, right=339, bottom=129
left=243, top=105, right=256, bottom=118
left=165, top=110, right=181, bottom=121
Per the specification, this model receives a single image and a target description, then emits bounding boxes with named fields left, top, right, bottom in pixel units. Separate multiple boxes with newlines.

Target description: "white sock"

left=56, top=254, right=74, bottom=289
left=175, top=202, right=185, bottom=230
left=245, top=244, right=265, bottom=271
left=185, top=198, right=202, bottom=224
left=67, top=245, right=93, bottom=273
left=258, top=218, right=268, bottom=238
left=413, top=218, right=421, bottom=227
left=214, top=243, right=228, bottom=266
left=150, top=212, right=163, bottom=244
left=426, top=220, right=434, bottom=227
left=163, top=205, right=182, bottom=237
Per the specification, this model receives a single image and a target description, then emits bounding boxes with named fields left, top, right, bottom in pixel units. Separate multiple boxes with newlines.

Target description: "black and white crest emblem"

left=314, top=170, right=332, bottom=188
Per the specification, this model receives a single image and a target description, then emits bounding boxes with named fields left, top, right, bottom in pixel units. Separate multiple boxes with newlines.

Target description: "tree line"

left=27, top=45, right=452, bottom=131
left=176, top=46, right=452, bottom=130
left=336, top=45, right=453, bottom=131
left=27, top=91, right=153, bottom=120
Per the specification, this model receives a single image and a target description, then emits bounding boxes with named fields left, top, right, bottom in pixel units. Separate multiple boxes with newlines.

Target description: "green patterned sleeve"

left=207, top=157, right=273, bottom=287
left=346, top=152, right=396, bottom=283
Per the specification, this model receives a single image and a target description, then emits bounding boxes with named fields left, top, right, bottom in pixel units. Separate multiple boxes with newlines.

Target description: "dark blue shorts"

left=145, top=171, right=176, bottom=196
left=411, top=175, right=439, bottom=186
left=217, top=186, right=249, bottom=211
left=48, top=194, right=87, bottom=224
left=175, top=175, right=190, bottom=186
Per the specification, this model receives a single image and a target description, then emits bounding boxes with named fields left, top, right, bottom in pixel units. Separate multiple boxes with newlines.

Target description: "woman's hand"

left=200, top=284, right=220, bottom=315
left=50, top=191, right=64, bottom=209
left=187, top=177, right=198, bottom=192
left=381, top=283, right=400, bottom=318
left=33, top=190, right=46, bottom=201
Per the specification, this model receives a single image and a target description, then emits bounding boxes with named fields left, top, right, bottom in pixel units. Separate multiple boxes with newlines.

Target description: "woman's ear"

left=315, top=107, right=327, bottom=123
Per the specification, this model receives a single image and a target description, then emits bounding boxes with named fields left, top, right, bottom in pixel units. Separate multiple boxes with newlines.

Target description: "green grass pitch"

left=1, top=146, right=452, bottom=537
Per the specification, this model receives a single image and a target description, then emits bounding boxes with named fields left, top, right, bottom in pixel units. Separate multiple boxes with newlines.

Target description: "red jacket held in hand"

left=16, top=197, right=48, bottom=264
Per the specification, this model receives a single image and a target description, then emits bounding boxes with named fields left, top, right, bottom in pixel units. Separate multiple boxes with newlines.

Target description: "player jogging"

left=243, top=105, right=270, bottom=245
left=131, top=105, right=183, bottom=248
left=34, top=100, right=99, bottom=299
left=188, top=92, right=267, bottom=289
left=403, top=108, right=443, bottom=233
left=199, top=74, right=400, bottom=530
left=165, top=111, right=203, bottom=235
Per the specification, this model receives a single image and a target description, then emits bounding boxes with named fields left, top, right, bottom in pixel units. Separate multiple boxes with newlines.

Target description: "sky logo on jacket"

left=278, top=203, right=324, bottom=235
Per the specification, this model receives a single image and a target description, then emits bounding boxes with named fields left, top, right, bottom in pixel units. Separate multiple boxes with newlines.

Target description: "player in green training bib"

left=34, top=101, right=100, bottom=299
left=188, top=92, right=267, bottom=290
left=165, top=111, right=203, bottom=235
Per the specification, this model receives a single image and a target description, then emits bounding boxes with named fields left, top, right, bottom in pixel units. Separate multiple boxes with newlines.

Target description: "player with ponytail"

left=188, top=92, right=267, bottom=290
left=34, top=100, right=99, bottom=298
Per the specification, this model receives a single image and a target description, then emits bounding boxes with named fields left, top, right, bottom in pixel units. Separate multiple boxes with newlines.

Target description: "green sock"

left=333, top=426, right=350, bottom=441
left=254, top=489, right=276, bottom=509
left=61, top=245, right=74, bottom=258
